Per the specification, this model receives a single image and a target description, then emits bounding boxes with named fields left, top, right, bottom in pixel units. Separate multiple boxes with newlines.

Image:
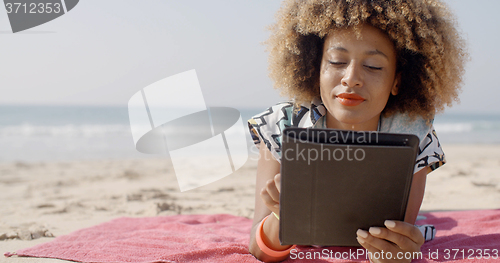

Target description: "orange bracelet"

left=255, top=215, right=297, bottom=258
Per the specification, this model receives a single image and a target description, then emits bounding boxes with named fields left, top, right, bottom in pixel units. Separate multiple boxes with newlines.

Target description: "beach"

left=1, top=143, right=500, bottom=262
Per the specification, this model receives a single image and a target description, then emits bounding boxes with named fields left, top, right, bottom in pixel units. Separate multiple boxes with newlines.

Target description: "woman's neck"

left=325, top=113, right=380, bottom=131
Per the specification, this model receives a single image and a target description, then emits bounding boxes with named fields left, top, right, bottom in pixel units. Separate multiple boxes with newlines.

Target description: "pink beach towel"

left=5, top=210, right=500, bottom=263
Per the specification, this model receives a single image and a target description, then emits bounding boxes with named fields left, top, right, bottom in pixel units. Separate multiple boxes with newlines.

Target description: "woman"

left=247, top=0, right=468, bottom=262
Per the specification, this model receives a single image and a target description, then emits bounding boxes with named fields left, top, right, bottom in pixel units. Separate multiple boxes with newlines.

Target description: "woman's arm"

left=405, top=167, right=429, bottom=224
left=249, top=141, right=292, bottom=262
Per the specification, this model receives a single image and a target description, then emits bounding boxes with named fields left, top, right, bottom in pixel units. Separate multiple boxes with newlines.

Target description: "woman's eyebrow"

left=365, top=49, right=388, bottom=59
left=327, top=46, right=348, bottom=53
left=327, top=46, right=388, bottom=60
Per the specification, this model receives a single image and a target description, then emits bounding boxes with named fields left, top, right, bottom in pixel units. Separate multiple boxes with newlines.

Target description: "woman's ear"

left=391, top=73, right=401, bottom=96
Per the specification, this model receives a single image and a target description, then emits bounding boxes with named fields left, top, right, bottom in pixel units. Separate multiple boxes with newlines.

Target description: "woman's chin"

left=332, top=113, right=366, bottom=125
left=328, top=111, right=380, bottom=130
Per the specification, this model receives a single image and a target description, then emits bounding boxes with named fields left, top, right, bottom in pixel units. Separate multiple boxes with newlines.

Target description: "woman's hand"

left=356, top=220, right=424, bottom=263
left=260, top=173, right=281, bottom=217
left=249, top=142, right=291, bottom=262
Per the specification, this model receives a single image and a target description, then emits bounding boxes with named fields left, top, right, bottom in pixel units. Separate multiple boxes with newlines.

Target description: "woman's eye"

left=329, top=61, right=346, bottom=66
left=365, top=65, right=383, bottom=70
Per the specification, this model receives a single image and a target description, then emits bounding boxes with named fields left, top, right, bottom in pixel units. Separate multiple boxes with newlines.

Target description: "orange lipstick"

left=335, top=93, right=365, bottom=106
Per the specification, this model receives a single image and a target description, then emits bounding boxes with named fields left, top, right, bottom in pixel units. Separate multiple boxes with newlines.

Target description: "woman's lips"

left=335, top=93, right=365, bottom=106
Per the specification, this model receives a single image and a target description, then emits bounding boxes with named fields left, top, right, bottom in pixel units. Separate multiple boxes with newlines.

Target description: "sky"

left=0, top=0, right=499, bottom=113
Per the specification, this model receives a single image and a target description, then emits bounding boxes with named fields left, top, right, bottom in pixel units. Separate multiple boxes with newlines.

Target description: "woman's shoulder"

left=247, top=101, right=296, bottom=163
left=247, top=99, right=325, bottom=162
left=381, top=112, right=446, bottom=174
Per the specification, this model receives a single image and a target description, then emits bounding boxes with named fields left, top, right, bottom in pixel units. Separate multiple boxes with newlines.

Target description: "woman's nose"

left=341, top=63, right=363, bottom=88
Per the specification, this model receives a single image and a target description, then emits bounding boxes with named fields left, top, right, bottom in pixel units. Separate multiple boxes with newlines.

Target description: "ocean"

left=0, top=105, right=499, bottom=163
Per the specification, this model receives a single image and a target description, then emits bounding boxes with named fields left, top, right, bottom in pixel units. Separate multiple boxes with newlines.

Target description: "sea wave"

left=434, top=123, right=473, bottom=133
left=0, top=123, right=251, bottom=138
left=0, top=124, right=132, bottom=138
left=434, top=121, right=500, bottom=134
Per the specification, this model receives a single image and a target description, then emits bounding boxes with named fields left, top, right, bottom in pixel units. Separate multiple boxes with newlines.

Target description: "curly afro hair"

left=266, top=0, right=468, bottom=120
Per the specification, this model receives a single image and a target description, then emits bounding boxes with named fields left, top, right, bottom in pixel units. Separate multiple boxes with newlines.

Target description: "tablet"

left=279, top=127, right=419, bottom=246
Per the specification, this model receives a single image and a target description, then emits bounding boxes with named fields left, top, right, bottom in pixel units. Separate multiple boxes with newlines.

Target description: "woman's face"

left=319, top=24, right=399, bottom=131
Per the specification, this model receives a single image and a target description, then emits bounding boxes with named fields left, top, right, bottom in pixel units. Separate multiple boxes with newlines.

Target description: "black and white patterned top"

left=248, top=98, right=445, bottom=174
left=247, top=98, right=444, bottom=241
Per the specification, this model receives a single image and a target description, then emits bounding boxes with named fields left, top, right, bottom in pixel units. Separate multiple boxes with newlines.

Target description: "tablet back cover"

left=279, top=128, right=419, bottom=246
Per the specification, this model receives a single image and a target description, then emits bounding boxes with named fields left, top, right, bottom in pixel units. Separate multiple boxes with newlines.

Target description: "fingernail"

left=357, top=237, right=365, bottom=244
left=385, top=220, right=396, bottom=228
left=369, top=227, right=381, bottom=235
left=356, top=229, right=368, bottom=238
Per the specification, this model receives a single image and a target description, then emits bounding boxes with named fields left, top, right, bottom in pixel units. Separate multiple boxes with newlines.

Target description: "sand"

left=1, top=143, right=499, bottom=262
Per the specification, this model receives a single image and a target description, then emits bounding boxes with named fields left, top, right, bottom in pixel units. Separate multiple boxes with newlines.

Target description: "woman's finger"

left=356, top=235, right=382, bottom=263
left=357, top=229, right=399, bottom=255
left=367, top=226, right=418, bottom=253
left=265, top=178, right=280, bottom=203
left=274, top=173, right=281, bottom=193
left=383, top=220, right=425, bottom=245
left=260, top=186, right=279, bottom=212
